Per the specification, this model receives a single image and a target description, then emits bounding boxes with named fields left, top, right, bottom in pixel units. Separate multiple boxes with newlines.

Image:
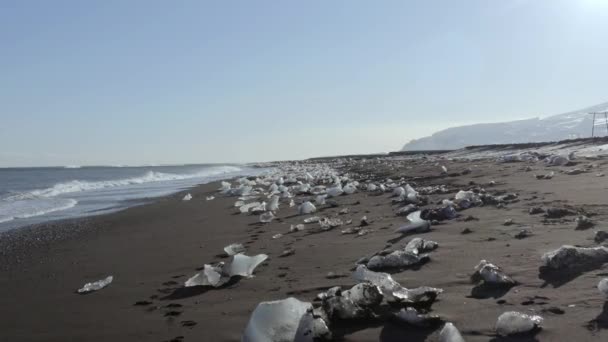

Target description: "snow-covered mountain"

left=402, top=101, right=608, bottom=151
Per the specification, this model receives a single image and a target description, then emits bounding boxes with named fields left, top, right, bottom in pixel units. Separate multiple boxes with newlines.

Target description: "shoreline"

left=3, top=156, right=608, bottom=341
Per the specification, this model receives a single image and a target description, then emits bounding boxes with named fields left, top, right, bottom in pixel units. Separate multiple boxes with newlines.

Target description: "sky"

left=1, top=0, right=608, bottom=167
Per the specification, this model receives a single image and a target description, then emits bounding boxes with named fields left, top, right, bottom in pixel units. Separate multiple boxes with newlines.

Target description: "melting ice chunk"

left=542, top=245, right=608, bottom=270
left=226, top=253, right=268, bottom=278
left=395, top=211, right=431, bottom=235
left=298, top=201, right=317, bottom=215
left=77, top=275, right=113, bottom=294
left=182, top=193, right=192, bottom=201
left=472, top=260, right=515, bottom=285
left=495, top=311, right=542, bottom=336
left=439, top=322, right=465, bottom=342
left=242, top=297, right=329, bottom=342
left=184, top=264, right=224, bottom=287
left=259, top=211, right=275, bottom=223
left=224, top=243, right=246, bottom=256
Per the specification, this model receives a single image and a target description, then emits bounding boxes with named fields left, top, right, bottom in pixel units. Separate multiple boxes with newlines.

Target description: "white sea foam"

left=6, top=166, right=243, bottom=200
left=0, top=198, right=78, bottom=223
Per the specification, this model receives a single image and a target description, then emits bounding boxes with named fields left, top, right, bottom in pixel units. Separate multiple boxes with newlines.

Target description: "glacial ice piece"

left=77, top=275, right=113, bottom=294
left=394, top=307, right=441, bottom=327
left=472, top=260, right=515, bottom=285
left=534, top=171, right=554, bottom=180
left=542, top=245, right=608, bottom=270
left=224, top=243, right=246, bottom=256
left=321, top=283, right=384, bottom=320
left=250, top=202, right=267, bottom=215
left=495, top=311, right=542, bottom=336
left=367, top=250, right=429, bottom=270
left=259, top=211, right=275, bottom=223
left=226, top=253, right=268, bottom=277
left=272, top=233, right=283, bottom=239
left=396, top=204, right=418, bottom=217
left=182, top=193, right=192, bottom=201
left=297, top=183, right=311, bottom=194
left=234, top=200, right=245, bottom=207
left=599, top=278, right=608, bottom=297
left=289, top=199, right=295, bottom=207
left=366, top=183, right=377, bottom=191
left=545, top=154, right=569, bottom=166
left=268, top=183, right=279, bottom=194
left=326, top=186, right=343, bottom=198
left=395, top=211, right=431, bottom=235
left=315, top=195, right=327, bottom=206
left=404, top=238, right=438, bottom=255
left=454, top=190, right=481, bottom=208
left=439, top=322, right=465, bottom=342
left=290, top=224, right=305, bottom=232
left=242, top=297, right=329, bottom=342
left=239, top=202, right=262, bottom=214
left=219, top=181, right=231, bottom=193
left=319, top=217, right=344, bottom=230
left=299, top=201, right=317, bottom=215
left=343, top=184, right=357, bottom=194
left=268, top=195, right=280, bottom=212
left=575, top=215, right=593, bottom=230
left=393, top=187, right=406, bottom=197
left=441, top=165, right=448, bottom=174
left=206, top=196, right=215, bottom=201
left=304, top=216, right=320, bottom=223
left=353, top=265, right=442, bottom=304
left=184, top=264, right=225, bottom=287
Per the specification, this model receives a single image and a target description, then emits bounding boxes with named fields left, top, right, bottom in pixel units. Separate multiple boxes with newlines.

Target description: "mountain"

left=401, top=101, right=608, bottom=151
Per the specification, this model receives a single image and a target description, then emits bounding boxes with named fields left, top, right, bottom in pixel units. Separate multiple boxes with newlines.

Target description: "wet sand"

left=3, top=156, right=608, bottom=341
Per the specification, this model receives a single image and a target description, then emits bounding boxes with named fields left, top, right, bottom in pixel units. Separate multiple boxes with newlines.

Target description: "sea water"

left=0, top=164, right=256, bottom=232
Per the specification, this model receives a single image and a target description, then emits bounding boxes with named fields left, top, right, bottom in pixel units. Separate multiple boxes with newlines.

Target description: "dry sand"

left=3, top=156, right=608, bottom=341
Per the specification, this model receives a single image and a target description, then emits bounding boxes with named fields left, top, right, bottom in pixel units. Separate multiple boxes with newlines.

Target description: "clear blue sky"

left=1, top=0, right=608, bottom=167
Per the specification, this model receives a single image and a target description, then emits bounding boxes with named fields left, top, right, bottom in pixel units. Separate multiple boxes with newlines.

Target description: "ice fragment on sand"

left=367, top=249, right=429, bottom=270
left=472, top=260, right=515, bottom=285
left=395, top=211, right=431, bottom=234
left=77, top=275, right=113, bottom=294
left=319, top=217, right=343, bottom=230
left=542, top=245, right=608, bottom=270
left=353, top=265, right=442, bottom=304
left=575, top=215, right=593, bottom=230
left=267, top=195, right=280, bottom=211
left=404, top=238, right=438, bottom=255
left=394, top=307, right=441, bottom=327
left=290, top=224, right=305, bottom=232
left=259, top=211, right=275, bottom=223
left=304, top=216, right=320, bottom=224
left=298, top=201, right=317, bottom=215
left=182, top=193, right=192, bottom=201
left=366, top=183, right=377, bottom=191
left=439, top=322, right=465, bottom=342
left=326, top=186, right=343, bottom=198
left=321, top=283, right=383, bottom=320
left=242, top=297, right=330, bottom=342
left=495, top=311, right=542, bottom=336
left=598, top=278, right=608, bottom=297
left=206, top=196, right=214, bottom=201
left=226, top=253, right=268, bottom=277
left=315, top=195, right=327, bottom=206
left=219, top=181, right=231, bottom=193
left=185, top=264, right=224, bottom=287
left=224, top=243, right=246, bottom=256
left=343, top=183, right=357, bottom=194
left=239, top=202, right=262, bottom=214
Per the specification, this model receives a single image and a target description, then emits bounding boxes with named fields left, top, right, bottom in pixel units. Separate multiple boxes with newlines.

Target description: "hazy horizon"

left=2, top=0, right=608, bottom=167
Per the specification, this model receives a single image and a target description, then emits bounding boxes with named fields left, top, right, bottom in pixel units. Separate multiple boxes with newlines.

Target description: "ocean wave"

left=0, top=198, right=78, bottom=223
left=5, top=165, right=243, bottom=201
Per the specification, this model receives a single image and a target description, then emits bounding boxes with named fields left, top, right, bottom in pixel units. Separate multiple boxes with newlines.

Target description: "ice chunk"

left=184, top=264, right=225, bottom=287
left=441, top=165, right=448, bottom=174
left=315, top=195, right=327, bottom=206
left=454, top=190, right=481, bottom=208
left=321, top=283, right=383, bottom=320
left=404, top=238, right=438, bottom=255
left=290, top=224, right=305, bottom=232
left=289, top=199, right=295, bottom=207
left=395, top=210, right=431, bottom=234
left=239, top=202, right=261, bottom=214
left=234, top=200, right=245, bottom=207
left=242, top=297, right=329, bottom=342
left=353, top=265, right=442, bottom=304
left=304, top=216, right=320, bottom=223
left=319, top=217, right=343, bottom=230
left=599, top=278, right=608, bottom=297
left=298, top=201, right=317, bottom=215
left=182, top=193, right=192, bottom=201
left=542, top=245, right=608, bottom=270
left=367, top=250, right=428, bottom=270
left=326, top=186, right=344, bottom=198
left=267, top=195, right=280, bottom=211
left=77, top=275, right=113, bottom=294
left=366, top=183, right=377, bottom=191
left=439, top=322, right=465, bottom=342
left=545, top=154, right=569, bottom=166
left=219, top=181, right=231, bottom=193
left=394, top=307, right=441, bottom=327
left=393, top=187, right=406, bottom=197
left=472, top=260, right=515, bottom=285
left=495, top=311, right=542, bottom=336
left=206, top=196, right=215, bottom=201
left=259, top=211, right=275, bottom=223
left=396, top=204, right=418, bottom=216
left=343, top=183, right=357, bottom=194
left=226, top=253, right=268, bottom=278
left=224, top=243, right=246, bottom=256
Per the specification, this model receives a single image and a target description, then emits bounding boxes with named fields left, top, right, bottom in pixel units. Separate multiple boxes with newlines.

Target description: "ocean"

left=0, top=164, right=256, bottom=232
